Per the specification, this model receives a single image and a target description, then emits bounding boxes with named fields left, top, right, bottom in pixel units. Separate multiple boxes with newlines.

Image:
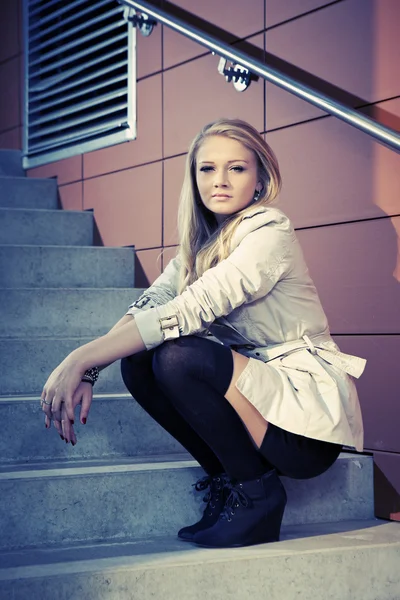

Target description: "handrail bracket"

left=123, top=7, right=157, bottom=36
left=216, top=55, right=253, bottom=92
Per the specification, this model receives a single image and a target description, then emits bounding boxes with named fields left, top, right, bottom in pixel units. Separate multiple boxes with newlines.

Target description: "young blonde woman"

left=41, top=118, right=366, bottom=548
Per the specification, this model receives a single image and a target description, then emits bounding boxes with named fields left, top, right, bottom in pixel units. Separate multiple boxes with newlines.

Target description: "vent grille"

left=23, top=0, right=136, bottom=168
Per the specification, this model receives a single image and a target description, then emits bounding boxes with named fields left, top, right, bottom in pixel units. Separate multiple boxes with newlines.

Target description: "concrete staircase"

left=0, top=149, right=399, bottom=599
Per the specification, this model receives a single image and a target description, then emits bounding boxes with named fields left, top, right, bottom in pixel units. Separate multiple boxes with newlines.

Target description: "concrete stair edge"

left=0, top=247, right=138, bottom=288
left=0, top=522, right=399, bottom=600
left=0, top=207, right=93, bottom=246
left=0, top=177, right=58, bottom=209
left=0, top=288, right=142, bottom=338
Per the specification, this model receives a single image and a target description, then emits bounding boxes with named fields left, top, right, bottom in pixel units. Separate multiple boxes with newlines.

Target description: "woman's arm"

left=41, top=256, right=179, bottom=441
left=70, top=318, right=146, bottom=373
left=94, top=314, right=136, bottom=374
left=134, top=219, right=293, bottom=351
left=109, top=314, right=135, bottom=332
left=41, top=316, right=146, bottom=442
left=42, top=317, right=145, bottom=416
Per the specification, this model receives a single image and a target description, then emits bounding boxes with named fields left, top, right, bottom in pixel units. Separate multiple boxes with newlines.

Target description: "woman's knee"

left=152, top=340, right=186, bottom=383
left=152, top=337, right=210, bottom=389
left=152, top=336, right=233, bottom=394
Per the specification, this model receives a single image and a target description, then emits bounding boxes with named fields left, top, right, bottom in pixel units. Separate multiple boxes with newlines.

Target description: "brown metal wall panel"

left=333, top=335, right=400, bottom=454
left=265, top=0, right=334, bottom=29
left=163, top=154, right=186, bottom=247
left=163, top=34, right=264, bottom=158
left=135, top=248, right=163, bottom=287
left=163, top=0, right=264, bottom=69
left=28, top=155, right=83, bottom=185
left=83, top=162, right=163, bottom=249
left=296, top=217, right=400, bottom=335
left=265, top=0, right=400, bottom=131
left=267, top=99, right=400, bottom=228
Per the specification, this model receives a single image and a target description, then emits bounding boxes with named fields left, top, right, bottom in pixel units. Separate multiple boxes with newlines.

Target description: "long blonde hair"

left=177, top=118, right=282, bottom=293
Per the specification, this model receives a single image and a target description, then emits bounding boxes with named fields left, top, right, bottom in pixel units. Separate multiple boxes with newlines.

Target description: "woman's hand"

left=58, top=381, right=93, bottom=444
left=41, top=357, right=92, bottom=443
left=40, top=316, right=145, bottom=442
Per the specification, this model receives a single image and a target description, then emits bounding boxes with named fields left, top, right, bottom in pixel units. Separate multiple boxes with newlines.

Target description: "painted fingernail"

left=71, top=441, right=76, bottom=446
left=71, top=420, right=74, bottom=425
left=60, top=435, right=64, bottom=440
left=82, top=418, right=87, bottom=425
left=65, top=439, right=68, bottom=444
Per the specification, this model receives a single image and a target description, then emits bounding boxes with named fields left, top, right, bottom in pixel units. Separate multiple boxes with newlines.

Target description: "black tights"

left=120, top=336, right=269, bottom=481
left=121, top=335, right=342, bottom=481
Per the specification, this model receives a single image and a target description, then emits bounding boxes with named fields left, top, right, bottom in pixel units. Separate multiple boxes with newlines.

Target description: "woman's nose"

left=213, top=171, right=229, bottom=187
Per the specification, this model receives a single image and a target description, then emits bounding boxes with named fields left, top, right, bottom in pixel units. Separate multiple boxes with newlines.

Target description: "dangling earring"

left=253, top=189, right=261, bottom=202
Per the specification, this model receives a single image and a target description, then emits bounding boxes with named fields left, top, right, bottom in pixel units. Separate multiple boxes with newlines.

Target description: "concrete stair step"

left=0, top=150, right=24, bottom=177
left=0, top=453, right=374, bottom=551
left=0, top=177, right=58, bottom=209
left=1, top=521, right=399, bottom=599
left=0, top=207, right=93, bottom=246
left=0, top=394, right=185, bottom=463
left=0, top=288, right=142, bottom=338
left=0, top=245, right=137, bottom=288
left=0, top=338, right=126, bottom=395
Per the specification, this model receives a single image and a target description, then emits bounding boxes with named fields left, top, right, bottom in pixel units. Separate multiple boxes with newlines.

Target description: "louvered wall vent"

left=23, top=0, right=136, bottom=169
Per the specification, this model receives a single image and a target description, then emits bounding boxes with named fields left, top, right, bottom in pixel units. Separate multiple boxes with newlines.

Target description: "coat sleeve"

left=126, top=253, right=181, bottom=316
left=134, top=215, right=293, bottom=350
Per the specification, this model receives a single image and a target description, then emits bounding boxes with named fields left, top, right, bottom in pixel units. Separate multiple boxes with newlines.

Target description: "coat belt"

left=242, top=334, right=367, bottom=379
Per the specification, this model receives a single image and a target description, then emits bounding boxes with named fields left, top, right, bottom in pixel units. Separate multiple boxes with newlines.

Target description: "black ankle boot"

left=193, top=470, right=287, bottom=548
left=178, top=473, right=229, bottom=541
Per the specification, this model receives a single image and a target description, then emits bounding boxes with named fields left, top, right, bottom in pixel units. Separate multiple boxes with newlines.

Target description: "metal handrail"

left=119, top=0, right=400, bottom=153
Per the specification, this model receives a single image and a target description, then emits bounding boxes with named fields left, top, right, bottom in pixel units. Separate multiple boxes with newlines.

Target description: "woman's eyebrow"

left=199, top=159, right=249, bottom=164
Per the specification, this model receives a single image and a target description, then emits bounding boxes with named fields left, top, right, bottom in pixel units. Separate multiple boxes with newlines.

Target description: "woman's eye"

left=199, top=166, right=244, bottom=172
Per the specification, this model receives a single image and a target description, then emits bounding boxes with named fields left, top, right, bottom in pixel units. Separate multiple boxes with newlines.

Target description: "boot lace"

left=219, top=482, right=251, bottom=522
left=193, top=475, right=225, bottom=515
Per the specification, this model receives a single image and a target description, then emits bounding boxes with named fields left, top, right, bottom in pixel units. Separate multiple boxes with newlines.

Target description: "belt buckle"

left=159, top=315, right=180, bottom=340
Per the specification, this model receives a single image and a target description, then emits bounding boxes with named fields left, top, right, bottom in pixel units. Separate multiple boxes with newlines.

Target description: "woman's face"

left=195, top=135, right=261, bottom=224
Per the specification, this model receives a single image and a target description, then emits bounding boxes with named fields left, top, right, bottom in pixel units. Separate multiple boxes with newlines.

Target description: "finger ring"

left=41, top=398, right=52, bottom=406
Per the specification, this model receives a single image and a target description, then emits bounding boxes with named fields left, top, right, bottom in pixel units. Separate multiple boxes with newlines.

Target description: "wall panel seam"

left=295, top=214, right=400, bottom=232
left=58, top=180, right=84, bottom=187
left=265, top=0, right=346, bottom=32
left=332, top=332, right=400, bottom=336
left=0, top=54, right=22, bottom=68
left=370, top=449, right=400, bottom=457
left=134, top=246, right=163, bottom=252
left=334, top=333, right=400, bottom=337
left=137, top=70, right=163, bottom=83
left=264, top=94, right=400, bottom=135
left=80, top=156, right=184, bottom=182
left=0, top=126, right=22, bottom=135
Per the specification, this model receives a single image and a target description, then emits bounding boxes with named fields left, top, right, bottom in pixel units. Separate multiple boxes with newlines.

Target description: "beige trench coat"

left=126, top=206, right=365, bottom=451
